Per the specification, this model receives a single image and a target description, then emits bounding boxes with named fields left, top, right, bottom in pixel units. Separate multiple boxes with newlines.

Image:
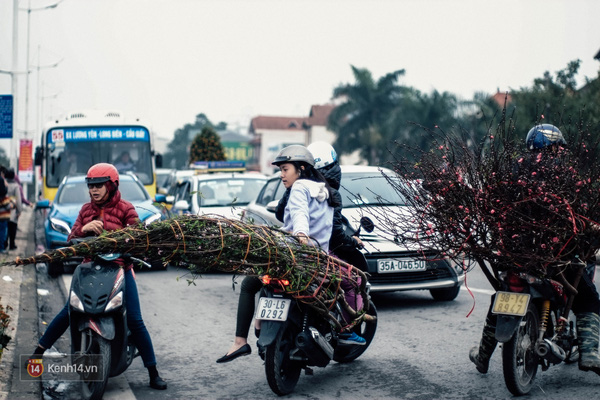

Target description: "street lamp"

left=21, top=0, right=63, bottom=137
left=33, top=45, right=62, bottom=138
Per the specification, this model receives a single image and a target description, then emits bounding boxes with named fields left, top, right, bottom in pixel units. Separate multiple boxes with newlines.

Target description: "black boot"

left=148, top=365, right=167, bottom=390
left=25, top=346, right=45, bottom=369
left=469, top=314, right=498, bottom=374
left=576, top=312, right=600, bottom=376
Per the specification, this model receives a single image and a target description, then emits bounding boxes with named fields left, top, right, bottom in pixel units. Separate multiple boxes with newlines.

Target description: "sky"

left=1, top=0, right=600, bottom=157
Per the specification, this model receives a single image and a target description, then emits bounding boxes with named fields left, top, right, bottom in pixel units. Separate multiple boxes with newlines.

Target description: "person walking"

left=4, top=169, right=22, bottom=250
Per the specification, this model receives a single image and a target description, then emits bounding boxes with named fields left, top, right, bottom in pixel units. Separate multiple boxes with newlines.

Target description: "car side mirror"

left=36, top=199, right=51, bottom=209
left=173, top=200, right=190, bottom=212
left=360, top=216, right=375, bottom=233
left=266, top=200, right=279, bottom=213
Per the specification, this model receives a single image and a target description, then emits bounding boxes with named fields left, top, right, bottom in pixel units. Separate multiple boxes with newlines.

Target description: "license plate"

left=255, top=297, right=292, bottom=321
left=377, top=259, right=427, bottom=273
left=491, top=291, right=531, bottom=316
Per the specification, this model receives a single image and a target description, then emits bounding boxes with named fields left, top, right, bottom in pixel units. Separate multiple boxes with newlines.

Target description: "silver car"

left=242, top=165, right=465, bottom=301
left=170, top=172, right=267, bottom=219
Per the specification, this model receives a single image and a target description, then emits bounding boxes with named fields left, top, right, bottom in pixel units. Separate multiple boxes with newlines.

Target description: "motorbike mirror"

left=360, top=216, right=375, bottom=233
left=98, top=253, right=121, bottom=261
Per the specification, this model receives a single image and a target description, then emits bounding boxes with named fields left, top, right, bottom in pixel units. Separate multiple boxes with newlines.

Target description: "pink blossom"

left=552, top=237, right=559, bottom=243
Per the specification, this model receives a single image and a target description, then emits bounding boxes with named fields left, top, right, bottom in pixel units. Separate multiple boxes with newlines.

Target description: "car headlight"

left=69, top=291, right=84, bottom=312
left=144, top=212, right=162, bottom=226
left=105, top=292, right=123, bottom=312
left=49, top=217, right=71, bottom=235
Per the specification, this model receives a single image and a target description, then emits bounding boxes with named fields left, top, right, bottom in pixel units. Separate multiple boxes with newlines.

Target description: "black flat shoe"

left=216, top=344, right=251, bottom=363
left=150, top=375, right=167, bottom=390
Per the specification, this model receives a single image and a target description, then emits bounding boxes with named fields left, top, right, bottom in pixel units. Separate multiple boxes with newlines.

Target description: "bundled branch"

left=371, top=115, right=600, bottom=278
left=5, top=215, right=370, bottom=330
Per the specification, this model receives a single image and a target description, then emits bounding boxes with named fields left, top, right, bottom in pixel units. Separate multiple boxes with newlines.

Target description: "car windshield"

left=197, top=178, right=266, bottom=207
left=56, top=179, right=149, bottom=204
left=339, top=172, right=407, bottom=208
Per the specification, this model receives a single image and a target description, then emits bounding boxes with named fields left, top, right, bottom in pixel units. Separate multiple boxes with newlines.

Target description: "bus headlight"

left=144, top=213, right=162, bottom=226
left=50, top=218, right=71, bottom=235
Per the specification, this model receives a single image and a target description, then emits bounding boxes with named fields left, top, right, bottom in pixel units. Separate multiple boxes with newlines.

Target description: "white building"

left=248, top=104, right=359, bottom=174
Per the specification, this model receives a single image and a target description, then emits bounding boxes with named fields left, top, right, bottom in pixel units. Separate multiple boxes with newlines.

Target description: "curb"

left=0, top=207, right=39, bottom=400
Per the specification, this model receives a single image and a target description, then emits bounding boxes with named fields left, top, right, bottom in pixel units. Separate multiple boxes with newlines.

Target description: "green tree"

left=163, top=114, right=227, bottom=169
left=328, top=66, right=405, bottom=165
left=467, top=61, right=600, bottom=144
left=189, top=126, right=226, bottom=163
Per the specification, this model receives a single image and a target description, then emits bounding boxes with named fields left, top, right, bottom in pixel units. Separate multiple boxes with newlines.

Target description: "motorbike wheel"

left=334, top=300, right=378, bottom=363
left=80, top=331, right=111, bottom=400
left=265, top=323, right=302, bottom=396
left=502, top=302, right=540, bottom=396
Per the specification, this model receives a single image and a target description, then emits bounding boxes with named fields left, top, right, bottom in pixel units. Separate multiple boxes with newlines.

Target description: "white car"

left=170, top=172, right=267, bottom=219
left=242, top=165, right=465, bottom=300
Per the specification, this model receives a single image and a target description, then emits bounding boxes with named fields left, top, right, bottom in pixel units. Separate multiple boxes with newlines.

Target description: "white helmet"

left=307, top=142, right=337, bottom=170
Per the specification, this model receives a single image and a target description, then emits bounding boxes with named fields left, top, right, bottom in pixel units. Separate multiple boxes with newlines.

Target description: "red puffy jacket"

left=69, top=190, right=139, bottom=269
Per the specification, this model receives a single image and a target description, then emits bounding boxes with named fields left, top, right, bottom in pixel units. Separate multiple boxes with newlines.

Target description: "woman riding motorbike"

left=28, top=163, right=167, bottom=390
left=217, top=144, right=364, bottom=364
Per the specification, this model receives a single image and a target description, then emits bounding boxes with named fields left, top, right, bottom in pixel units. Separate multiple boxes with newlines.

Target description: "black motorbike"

left=60, top=240, right=149, bottom=399
left=256, top=217, right=377, bottom=396
left=490, top=260, right=592, bottom=396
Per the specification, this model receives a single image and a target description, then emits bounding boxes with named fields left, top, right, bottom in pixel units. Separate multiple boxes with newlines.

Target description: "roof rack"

left=190, top=161, right=246, bottom=173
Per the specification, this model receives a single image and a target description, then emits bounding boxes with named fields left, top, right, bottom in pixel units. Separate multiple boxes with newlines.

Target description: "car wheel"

left=430, top=286, right=460, bottom=301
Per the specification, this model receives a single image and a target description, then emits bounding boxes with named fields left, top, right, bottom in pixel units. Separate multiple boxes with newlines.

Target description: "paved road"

left=3, top=211, right=600, bottom=399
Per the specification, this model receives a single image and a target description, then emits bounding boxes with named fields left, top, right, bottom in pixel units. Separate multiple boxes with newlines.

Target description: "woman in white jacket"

left=217, top=145, right=363, bottom=363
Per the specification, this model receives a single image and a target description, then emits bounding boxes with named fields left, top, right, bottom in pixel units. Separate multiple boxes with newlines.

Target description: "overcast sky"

left=1, top=0, right=600, bottom=155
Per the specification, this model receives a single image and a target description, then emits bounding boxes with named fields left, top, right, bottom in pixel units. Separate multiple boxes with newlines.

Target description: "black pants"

left=7, top=221, right=17, bottom=248
left=235, top=276, right=263, bottom=339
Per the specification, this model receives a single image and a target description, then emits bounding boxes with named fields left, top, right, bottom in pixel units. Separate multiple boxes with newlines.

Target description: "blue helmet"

left=526, top=124, right=566, bottom=151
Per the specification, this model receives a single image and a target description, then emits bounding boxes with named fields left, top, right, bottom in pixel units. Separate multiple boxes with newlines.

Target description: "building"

left=248, top=103, right=359, bottom=174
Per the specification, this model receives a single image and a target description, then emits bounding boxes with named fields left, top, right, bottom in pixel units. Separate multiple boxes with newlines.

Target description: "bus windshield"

left=45, top=126, right=153, bottom=187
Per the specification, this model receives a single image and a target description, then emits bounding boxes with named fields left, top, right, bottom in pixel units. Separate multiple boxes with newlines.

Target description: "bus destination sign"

left=48, top=127, right=149, bottom=143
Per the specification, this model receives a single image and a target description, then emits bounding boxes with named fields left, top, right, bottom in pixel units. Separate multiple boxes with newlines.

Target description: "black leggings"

left=235, top=276, right=263, bottom=338
left=571, top=267, right=600, bottom=315
left=7, top=221, right=17, bottom=248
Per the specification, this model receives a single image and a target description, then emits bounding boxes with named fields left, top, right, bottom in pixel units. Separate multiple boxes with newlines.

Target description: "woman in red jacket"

left=29, top=163, right=167, bottom=390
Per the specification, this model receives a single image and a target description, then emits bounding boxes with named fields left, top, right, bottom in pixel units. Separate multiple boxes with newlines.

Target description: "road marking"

left=461, top=286, right=495, bottom=296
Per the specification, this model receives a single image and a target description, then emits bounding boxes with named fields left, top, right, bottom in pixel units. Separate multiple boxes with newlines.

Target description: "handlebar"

left=49, top=240, right=152, bottom=269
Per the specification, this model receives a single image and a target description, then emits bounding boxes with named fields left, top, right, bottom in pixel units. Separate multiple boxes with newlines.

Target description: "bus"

left=35, top=110, right=162, bottom=201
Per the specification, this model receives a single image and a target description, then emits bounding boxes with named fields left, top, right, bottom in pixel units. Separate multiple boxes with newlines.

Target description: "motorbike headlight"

left=105, top=292, right=123, bottom=312
left=50, top=218, right=71, bottom=235
left=69, top=291, right=84, bottom=312
left=144, top=212, right=162, bottom=226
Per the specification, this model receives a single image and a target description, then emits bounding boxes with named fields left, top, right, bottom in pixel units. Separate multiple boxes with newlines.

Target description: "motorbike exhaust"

left=296, top=327, right=334, bottom=367
left=535, top=338, right=566, bottom=364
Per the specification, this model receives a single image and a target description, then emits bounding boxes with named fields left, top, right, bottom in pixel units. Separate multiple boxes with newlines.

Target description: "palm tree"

left=328, top=66, right=405, bottom=165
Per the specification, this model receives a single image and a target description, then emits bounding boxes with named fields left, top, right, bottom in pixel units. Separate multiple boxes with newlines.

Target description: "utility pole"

left=22, top=0, right=62, bottom=139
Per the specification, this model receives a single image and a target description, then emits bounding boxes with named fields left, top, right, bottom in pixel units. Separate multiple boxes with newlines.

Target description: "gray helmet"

left=271, top=145, right=315, bottom=167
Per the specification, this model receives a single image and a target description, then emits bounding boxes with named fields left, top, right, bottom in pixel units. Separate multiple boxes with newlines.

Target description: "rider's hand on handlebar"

left=82, top=220, right=104, bottom=235
left=353, top=236, right=364, bottom=249
left=297, top=233, right=310, bottom=246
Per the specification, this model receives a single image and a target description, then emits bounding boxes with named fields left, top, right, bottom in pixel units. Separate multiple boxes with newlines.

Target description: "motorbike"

left=57, top=240, right=150, bottom=400
left=256, top=217, right=377, bottom=396
left=490, top=259, right=594, bottom=396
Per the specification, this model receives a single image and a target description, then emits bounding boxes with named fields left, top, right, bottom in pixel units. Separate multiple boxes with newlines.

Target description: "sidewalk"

left=0, top=207, right=41, bottom=399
